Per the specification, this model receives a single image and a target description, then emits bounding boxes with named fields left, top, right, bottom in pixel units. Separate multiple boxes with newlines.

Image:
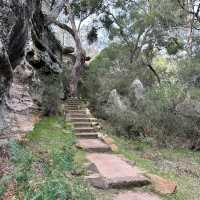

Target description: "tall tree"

left=96, top=0, right=183, bottom=83
left=51, top=0, right=103, bottom=96
left=177, top=0, right=200, bottom=54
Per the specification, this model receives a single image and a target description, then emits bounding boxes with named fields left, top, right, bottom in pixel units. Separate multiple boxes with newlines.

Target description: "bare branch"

left=53, top=20, right=75, bottom=39
left=177, top=0, right=200, bottom=22
left=141, top=60, right=160, bottom=84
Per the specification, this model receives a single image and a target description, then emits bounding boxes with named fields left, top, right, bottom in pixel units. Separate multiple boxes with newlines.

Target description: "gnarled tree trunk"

left=67, top=4, right=86, bottom=97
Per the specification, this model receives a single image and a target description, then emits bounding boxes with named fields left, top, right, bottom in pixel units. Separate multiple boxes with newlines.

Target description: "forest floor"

left=101, top=122, right=200, bottom=200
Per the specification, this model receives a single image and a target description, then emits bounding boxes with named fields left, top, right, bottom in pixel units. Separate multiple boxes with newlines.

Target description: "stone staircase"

left=65, top=98, right=176, bottom=200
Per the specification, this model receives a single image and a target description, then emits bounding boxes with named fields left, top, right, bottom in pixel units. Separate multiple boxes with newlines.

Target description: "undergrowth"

left=0, top=117, right=94, bottom=200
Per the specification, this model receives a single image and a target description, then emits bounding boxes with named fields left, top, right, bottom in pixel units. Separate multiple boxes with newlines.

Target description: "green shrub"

left=0, top=186, right=6, bottom=198
left=24, top=176, right=73, bottom=200
left=178, top=57, right=200, bottom=85
left=72, top=179, right=95, bottom=200
left=41, top=74, right=63, bottom=116
left=84, top=43, right=200, bottom=147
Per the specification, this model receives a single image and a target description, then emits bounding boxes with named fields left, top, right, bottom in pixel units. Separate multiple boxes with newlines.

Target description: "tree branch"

left=141, top=60, right=160, bottom=84
left=177, top=0, right=200, bottom=22
left=53, top=20, right=75, bottom=39
left=63, top=46, right=74, bottom=54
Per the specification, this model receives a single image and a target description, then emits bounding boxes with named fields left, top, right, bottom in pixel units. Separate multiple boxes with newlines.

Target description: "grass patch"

left=0, top=117, right=95, bottom=200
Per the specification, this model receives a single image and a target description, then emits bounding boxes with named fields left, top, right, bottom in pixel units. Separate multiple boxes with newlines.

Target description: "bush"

left=83, top=43, right=200, bottom=148
left=178, top=57, right=200, bottom=86
left=41, top=74, right=64, bottom=116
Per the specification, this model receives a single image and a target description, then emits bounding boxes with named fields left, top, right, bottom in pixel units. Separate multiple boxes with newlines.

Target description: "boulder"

left=107, top=89, right=127, bottom=111
left=130, top=79, right=145, bottom=100
left=176, top=98, right=200, bottom=118
left=191, top=75, right=200, bottom=87
left=146, top=174, right=177, bottom=195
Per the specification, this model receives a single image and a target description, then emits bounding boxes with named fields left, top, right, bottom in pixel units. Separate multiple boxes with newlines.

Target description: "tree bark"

left=67, top=3, right=85, bottom=97
left=187, top=0, right=194, bottom=55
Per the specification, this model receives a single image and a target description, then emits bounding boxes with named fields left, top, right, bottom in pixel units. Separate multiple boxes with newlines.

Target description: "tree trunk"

left=187, top=0, right=194, bottom=55
left=67, top=4, right=85, bottom=97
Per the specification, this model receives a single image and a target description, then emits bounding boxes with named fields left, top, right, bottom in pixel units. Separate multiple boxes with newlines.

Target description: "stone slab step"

left=70, top=118, right=95, bottom=122
left=67, top=100, right=81, bottom=102
left=70, top=113, right=89, bottom=118
left=71, top=118, right=91, bottom=122
left=115, top=191, right=161, bottom=200
left=66, top=108, right=81, bottom=111
left=65, top=105, right=80, bottom=108
left=66, top=102, right=81, bottom=105
left=86, top=153, right=150, bottom=189
left=73, top=122, right=92, bottom=127
left=68, top=110, right=86, bottom=114
left=74, top=127, right=96, bottom=133
left=67, top=99, right=81, bottom=101
left=67, top=99, right=80, bottom=101
left=75, top=132, right=99, bottom=139
left=67, top=104, right=81, bottom=107
left=76, top=139, right=111, bottom=152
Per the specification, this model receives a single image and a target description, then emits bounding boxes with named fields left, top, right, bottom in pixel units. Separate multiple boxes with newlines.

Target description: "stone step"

left=70, top=113, right=89, bottom=118
left=67, top=104, right=81, bottom=107
left=66, top=99, right=81, bottom=101
left=76, top=139, right=111, bottom=153
left=70, top=117, right=97, bottom=123
left=65, top=107, right=81, bottom=111
left=75, top=132, right=99, bottom=139
left=73, top=122, right=92, bottom=128
left=68, top=110, right=86, bottom=114
left=74, top=127, right=96, bottom=133
left=67, top=98, right=81, bottom=101
left=66, top=109, right=80, bottom=112
left=65, top=105, right=80, bottom=108
left=115, top=191, right=161, bottom=200
left=66, top=101, right=81, bottom=104
left=86, top=153, right=150, bottom=189
left=67, top=99, right=81, bottom=101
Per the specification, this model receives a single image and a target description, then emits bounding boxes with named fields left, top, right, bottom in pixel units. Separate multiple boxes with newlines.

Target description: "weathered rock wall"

left=0, top=0, right=66, bottom=135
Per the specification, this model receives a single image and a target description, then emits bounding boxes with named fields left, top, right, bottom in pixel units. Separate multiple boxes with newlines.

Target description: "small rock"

left=110, top=144, right=119, bottom=153
left=91, top=122, right=98, bottom=126
left=147, top=174, right=177, bottom=195
left=102, top=136, right=114, bottom=145
left=85, top=173, right=109, bottom=189
left=71, top=169, right=85, bottom=176
left=85, top=163, right=99, bottom=173
left=96, top=125, right=102, bottom=130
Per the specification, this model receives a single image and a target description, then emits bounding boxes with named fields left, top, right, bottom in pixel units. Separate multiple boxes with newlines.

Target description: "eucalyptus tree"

left=92, top=0, right=184, bottom=83
left=50, top=0, right=103, bottom=96
left=177, top=0, right=200, bottom=54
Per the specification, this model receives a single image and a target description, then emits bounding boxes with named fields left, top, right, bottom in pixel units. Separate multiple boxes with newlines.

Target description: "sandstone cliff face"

left=0, top=0, right=66, bottom=135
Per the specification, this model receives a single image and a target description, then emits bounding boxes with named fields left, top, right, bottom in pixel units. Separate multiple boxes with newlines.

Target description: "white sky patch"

left=52, top=12, right=110, bottom=57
